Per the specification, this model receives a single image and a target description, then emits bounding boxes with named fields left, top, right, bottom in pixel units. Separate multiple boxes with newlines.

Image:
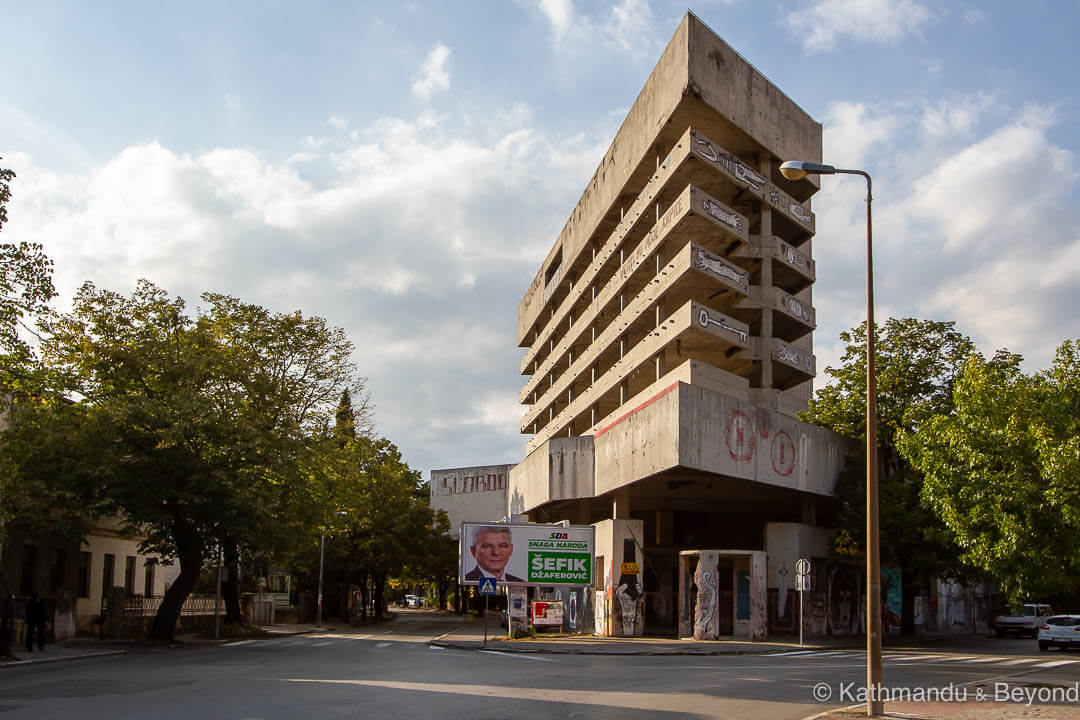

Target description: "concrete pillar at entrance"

left=592, top=517, right=645, bottom=637
left=613, top=488, right=630, bottom=520
left=694, top=551, right=720, bottom=640
left=750, top=552, right=768, bottom=640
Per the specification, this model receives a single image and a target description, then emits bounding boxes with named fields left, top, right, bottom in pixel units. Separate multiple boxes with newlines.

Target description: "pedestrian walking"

left=23, top=592, right=46, bottom=653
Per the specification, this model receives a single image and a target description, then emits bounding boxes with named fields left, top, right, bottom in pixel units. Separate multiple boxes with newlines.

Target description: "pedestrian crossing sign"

left=477, top=577, right=497, bottom=594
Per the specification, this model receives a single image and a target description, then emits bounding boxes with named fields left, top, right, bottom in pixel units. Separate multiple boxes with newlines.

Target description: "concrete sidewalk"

left=0, top=621, right=351, bottom=669
left=428, top=617, right=939, bottom=655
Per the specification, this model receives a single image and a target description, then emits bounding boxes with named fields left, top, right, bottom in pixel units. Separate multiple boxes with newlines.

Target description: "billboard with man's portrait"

left=458, top=522, right=594, bottom=586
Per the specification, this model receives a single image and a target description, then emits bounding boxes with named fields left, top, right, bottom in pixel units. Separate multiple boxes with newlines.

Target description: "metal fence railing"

left=121, top=594, right=220, bottom=617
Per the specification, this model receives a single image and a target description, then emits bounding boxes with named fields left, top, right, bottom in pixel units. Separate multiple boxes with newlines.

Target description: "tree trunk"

left=372, top=569, right=386, bottom=620
left=222, top=539, right=243, bottom=625
left=357, top=568, right=368, bottom=622
left=437, top=576, right=448, bottom=610
left=340, top=568, right=351, bottom=624
left=150, top=518, right=203, bottom=641
left=901, top=574, right=918, bottom=635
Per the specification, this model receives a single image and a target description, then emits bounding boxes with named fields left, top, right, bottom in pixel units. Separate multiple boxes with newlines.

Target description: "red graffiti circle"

left=771, top=430, right=796, bottom=476
left=726, top=409, right=756, bottom=462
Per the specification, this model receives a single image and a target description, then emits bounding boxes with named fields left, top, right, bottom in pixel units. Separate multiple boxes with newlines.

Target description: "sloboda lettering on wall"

left=459, top=522, right=595, bottom=586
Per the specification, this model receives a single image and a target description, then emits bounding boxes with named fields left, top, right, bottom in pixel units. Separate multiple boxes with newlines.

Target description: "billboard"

left=459, top=522, right=594, bottom=586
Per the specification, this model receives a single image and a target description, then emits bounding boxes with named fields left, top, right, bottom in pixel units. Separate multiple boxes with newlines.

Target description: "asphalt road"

left=0, top=613, right=1077, bottom=719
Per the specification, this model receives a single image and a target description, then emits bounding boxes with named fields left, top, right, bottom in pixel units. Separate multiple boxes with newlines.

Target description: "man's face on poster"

left=471, top=531, right=513, bottom=577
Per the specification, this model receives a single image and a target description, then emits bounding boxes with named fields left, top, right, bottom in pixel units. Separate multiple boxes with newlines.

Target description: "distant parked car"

left=995, top=603, right=1053, bottom=638
left=1038, top=616, right=1080, bottom=651
left=404, top=595, right=422, bottom=608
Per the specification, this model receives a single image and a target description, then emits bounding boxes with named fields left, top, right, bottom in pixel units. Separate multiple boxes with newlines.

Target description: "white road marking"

left=890, top=654, right=944, bottom=661
left=769, top=650, right=819, bottom=656
left=312, top=640, right=337, bottom=647
left=998, top=658, right=1040, bottom=665
left=375, top=642, right=392, bottom=648
left=428, top=645, right=445, bottom=651
left=1034, top=659, right=1078, bottom=668
left=479, top=650, right=555, bottom=662
left=962, top=657, right=1008, bottom=663
left=225, top=640, right=256, bottom=647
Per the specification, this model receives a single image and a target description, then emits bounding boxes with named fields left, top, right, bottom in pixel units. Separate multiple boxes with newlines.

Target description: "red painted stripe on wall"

left=593, top=382, right=681, bottom=439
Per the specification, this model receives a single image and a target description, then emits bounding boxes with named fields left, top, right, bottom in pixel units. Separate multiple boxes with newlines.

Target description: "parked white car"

left=404, top=594, right=422, bottom=608
left=995, top=603, right=1053, bottom=638
left=1038, top=615, right=1080, bottom=651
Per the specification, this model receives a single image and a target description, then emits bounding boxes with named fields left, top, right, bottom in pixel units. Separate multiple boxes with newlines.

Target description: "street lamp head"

left=335, top=510, right=348, bottom=516
left=779, top=160, right=837, bottom=181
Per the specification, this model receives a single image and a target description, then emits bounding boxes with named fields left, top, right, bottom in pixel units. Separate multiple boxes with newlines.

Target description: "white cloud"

left=536, top=0, right=575, bottom=40
left=3, top=106, right=606, bottom=471
left=604, top=0, right=654, bottom=53
left=963, top=8, right=985, bottom=24
left=224, top=94, right=241, bottom=111
left=919, top=93, right=993, bottom=138
left=327, top=115, right=348, bottom=129
left=822, top=101, right=898, bottom=169
left=785, top=0, right=933, bottom=52
left=412, top=43, right=451, bottom=100
left=812, top=99, right=1080, bottom=384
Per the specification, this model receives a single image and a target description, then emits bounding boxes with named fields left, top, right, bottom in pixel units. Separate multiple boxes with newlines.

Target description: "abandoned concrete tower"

left=508, top=13, right=853, bottom=639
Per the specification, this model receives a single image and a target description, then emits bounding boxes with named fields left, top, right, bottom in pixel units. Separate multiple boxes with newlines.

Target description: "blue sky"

left=3, top=0, right=1079, bottom=476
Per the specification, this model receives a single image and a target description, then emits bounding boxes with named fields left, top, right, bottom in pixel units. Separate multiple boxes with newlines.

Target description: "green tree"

left=802, top=318, right=976, bottom=632
left=901, top=341, right=1080, bottom=605
left=0, top=159, right=56, bottom=363
left=1, top=280, right=360, bottom=639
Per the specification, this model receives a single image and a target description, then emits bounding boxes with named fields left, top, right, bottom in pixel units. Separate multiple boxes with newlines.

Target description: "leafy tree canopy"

left=900, top=341, right=1080, bottom=604
left=802, top=318, right=977, bottom=631
left=0, top=159, right=56, bottom=364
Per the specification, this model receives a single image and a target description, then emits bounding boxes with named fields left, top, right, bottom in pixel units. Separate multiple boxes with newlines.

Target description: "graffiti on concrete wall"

left=939, top=579, right=967, bottom=630
left=695, top=570, right=718, bottom=638
left=770, top=431, right=796, bottom=477
left=698, top=308, right=748, bottom=343
left=769, top=588, right=796, bottom=633
left=726, top=409, right=756, bottom=463
left=693, top=136, right=766, bottom=191
left=695, top=249, right=749, bottom=292
left=788, top=203, right=812, bottom=225
left=616, top=575, right=643, bottom=637
left=702, top=197, right=743, bottom=230
left=883, top=568, right=902, bottom=633
left=827, top=565, right=861, bottom=635
left=808, top=593, right=827, bottom=635
left=436, top=472, right=507, bottom=496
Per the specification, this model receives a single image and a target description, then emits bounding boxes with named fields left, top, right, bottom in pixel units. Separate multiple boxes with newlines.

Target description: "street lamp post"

left=316, top=510, right=348, bottom=629
left=780, top=160, right=882, bottom=717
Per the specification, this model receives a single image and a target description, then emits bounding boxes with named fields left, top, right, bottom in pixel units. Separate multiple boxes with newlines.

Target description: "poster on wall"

left=459, top=522, right=595, bottom=586
left=883, top=567, right=902, bottom=633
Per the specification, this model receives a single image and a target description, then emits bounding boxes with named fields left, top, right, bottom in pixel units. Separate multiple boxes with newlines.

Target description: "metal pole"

left=799, top=584, right=804, bottom=647
left=316, top=531, right=326, bottom=628
left=861, top=171, right=883, bottom=716
left=483, top=594, right=489, bottom=647
left=213, top=544, right=223, bottom=641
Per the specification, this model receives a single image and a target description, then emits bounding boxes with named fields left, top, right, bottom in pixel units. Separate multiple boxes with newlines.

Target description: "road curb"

left=0, top=649, right=127, bottom=668
left=427, top=639, right=782, bottom=656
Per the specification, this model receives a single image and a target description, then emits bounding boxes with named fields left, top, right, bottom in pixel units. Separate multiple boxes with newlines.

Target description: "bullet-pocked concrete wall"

left=591, top=382, right=850, bottom=497
left=509, top=438, right=595, bottom=515
left=430, top=464, right=513, bottom=538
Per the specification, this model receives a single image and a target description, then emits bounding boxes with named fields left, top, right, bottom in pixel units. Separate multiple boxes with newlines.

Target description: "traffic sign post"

left=796, top=558, right=810, bottom=647
left=477, top=577, right=497, bottom=646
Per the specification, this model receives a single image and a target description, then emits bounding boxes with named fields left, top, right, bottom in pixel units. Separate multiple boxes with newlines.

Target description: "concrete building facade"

left=430, top=464, right=514, bottom=540
left=509, top=14, right=856, bottom=640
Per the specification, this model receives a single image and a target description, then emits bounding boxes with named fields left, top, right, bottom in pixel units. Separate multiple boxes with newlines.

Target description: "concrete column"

left=613, top=488, right=631, bottom=519
left=759, top=155, right=775, bottom=390
left=750, top=552, right=768, bottom=640
left=694, top=551, right=720, bottom=640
